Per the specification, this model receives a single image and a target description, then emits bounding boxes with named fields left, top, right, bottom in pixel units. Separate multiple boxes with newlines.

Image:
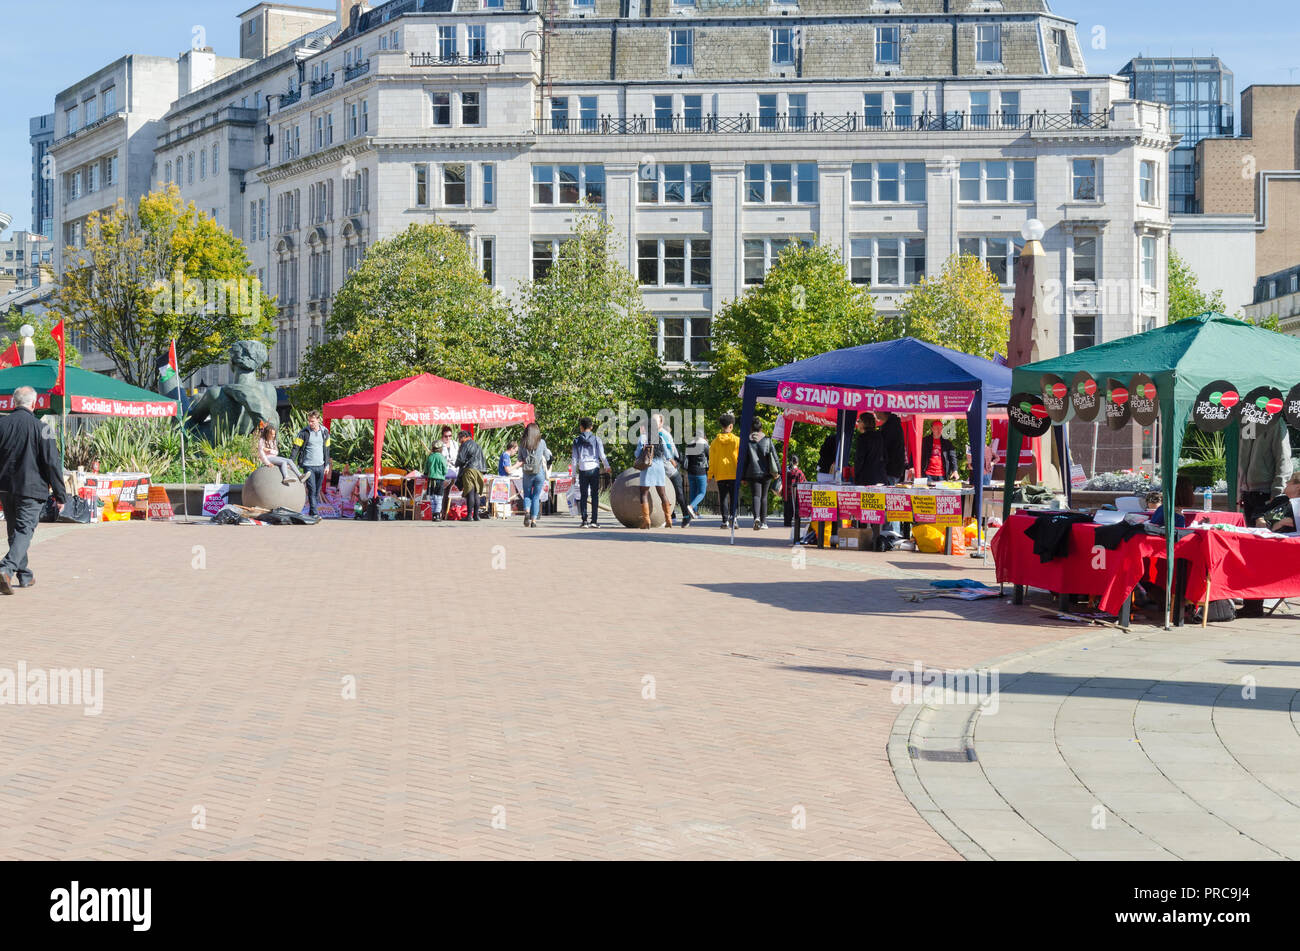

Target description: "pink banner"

left=776, top=382, right=975, bottom=415
left=797, top=484, right=813, bottom=519
left=392, top=405, right=533, bottom=427
left=838, top=491, right=861, bottom=522
left=70, top=395, right=177, bottom=418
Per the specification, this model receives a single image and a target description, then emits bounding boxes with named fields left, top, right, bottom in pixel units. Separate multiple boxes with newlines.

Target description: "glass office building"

left=1120, top=57, right=1234, bottom=213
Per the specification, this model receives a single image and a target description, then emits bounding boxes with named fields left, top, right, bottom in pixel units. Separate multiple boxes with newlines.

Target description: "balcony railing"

left=310, top=74, right=336, bottom=96
left=409, top=51, right=505, bottom=68
left=279, top=88, right=302, bottom=108
left=51, top=110, right=126, bottom=148
left=534, top=111, right=1112, bottom=135
left=344, top=59, right=371, bottom=82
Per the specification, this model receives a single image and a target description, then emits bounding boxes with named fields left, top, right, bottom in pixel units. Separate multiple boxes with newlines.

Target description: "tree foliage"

left=1167, top=248, right=1226, bottom=322
left=294, top=223, right=509, bottom=409
left=1, top=313, right=82, bottom=366
left=52, top=185, right=274, bottom=387
left=893, top=253, right=1010, bottom=360
left=506, top=211, right=661, bottom=438
left=701, top=242, right=876, bottom=415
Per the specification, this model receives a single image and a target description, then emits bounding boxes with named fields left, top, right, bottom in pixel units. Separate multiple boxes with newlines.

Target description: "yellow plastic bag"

left=913, top=523, right=945, bottom=554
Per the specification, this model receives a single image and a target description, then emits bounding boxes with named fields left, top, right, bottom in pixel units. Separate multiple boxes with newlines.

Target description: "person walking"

left=291, top=411, right=332, bottom=517
left=853, top=413, right=887, bottom=486
left=664, top=437, right=686, bottom=527
left=0, top=386, right=67, bottom=594
left=518, top=422, right=553, bottom=528
left=683, top=434, right=710, bottom=527
left=571, top=417, right=612, bottom=528
left=423, top=440, right=448, bottom=521
left=635, top=415, right=677, bottom=529
left=256, top=424, right=304, bottom=485
left=782, top=453, right=807, bottom=528
left=708, top=413, right=740, bottom=529
left=454, top=430, right=487, bottom=521
left=744, top=419, right=781, bottom=530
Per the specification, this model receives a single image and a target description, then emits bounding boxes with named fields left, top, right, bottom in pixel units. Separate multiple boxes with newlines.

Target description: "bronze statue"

left=186, top=341, right=278, bottom=440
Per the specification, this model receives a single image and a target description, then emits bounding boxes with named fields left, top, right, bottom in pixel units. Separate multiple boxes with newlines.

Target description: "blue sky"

left=2, top=0, right=1298, bottom=233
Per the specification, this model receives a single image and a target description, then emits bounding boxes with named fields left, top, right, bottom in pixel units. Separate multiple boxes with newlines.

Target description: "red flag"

left=0, top=342, right=19, bottom=370
left=50, top=320, right=66, bottom=396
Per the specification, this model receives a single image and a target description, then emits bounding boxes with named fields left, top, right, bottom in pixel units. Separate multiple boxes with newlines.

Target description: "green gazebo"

left=1004, top=313, right=1300, bottom=628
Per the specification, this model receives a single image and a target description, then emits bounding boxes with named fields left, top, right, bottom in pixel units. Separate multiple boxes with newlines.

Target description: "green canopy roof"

left=0, top=360, right=178, bottom=418
left=1012, top=313, right=1300, bottom=407
left=1003, top=312, right=1300, bottom=627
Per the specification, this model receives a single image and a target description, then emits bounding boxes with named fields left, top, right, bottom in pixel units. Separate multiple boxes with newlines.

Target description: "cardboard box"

left=839, top=527, right=876, bottom=551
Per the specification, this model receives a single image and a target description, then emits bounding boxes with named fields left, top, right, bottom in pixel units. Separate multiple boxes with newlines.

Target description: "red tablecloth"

left=1165, top=510, right=1247, bottom=528
left=990, top=514, right=1171, bottom=615
left=1171, top=529, right=1300, bottom=603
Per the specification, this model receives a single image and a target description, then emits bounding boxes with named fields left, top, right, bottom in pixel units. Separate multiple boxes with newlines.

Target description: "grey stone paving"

left=892, top=610, right=1300, bottom=860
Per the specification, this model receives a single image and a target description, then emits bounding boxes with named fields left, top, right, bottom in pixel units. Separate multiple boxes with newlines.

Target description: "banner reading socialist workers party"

left=775, top=382, right=975, bottom=415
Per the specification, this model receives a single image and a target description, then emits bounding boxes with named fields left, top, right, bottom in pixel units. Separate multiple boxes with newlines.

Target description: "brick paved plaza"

left=3, top=516, right=1297, bottom=860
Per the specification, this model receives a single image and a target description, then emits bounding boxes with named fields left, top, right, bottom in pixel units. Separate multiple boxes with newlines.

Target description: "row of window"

left=63, top=155, right=119, bottom=201
left=163, top=144, right=220, bottom=187
left=63, top=85, right=117, bottom=135
left=279, top=99, right=369, bottom=163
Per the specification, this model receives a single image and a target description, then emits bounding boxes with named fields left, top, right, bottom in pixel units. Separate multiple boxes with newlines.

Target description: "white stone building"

left=44, top=0, right=1175, bottom=446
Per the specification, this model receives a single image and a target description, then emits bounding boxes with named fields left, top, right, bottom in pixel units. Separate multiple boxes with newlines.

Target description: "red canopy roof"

left=322, top=374, right=534, bottom=429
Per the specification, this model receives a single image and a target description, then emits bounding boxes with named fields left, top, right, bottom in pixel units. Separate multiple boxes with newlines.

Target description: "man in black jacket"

left=852, top=414, right=887, bottom=486
left=0, top=386, right=67, bottom=594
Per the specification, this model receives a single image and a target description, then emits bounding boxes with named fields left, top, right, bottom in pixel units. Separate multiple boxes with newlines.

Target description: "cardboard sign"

left=859, top=491, right=887, bottom=525
left=202, top=484, right=231, bottom=517
left=147, top=485, right=174, bottom=521
left=489, top=478, right=511, bottom=504
left=797, top=484, right=813, bottom=519
left=935, top=494, right=963, bottom=528
left=837, top=491, right=862, bottom=522
left=1070, top=463, right=1087, bottom=489
left=885, top=491, right=913, bottom=523
left=810, top=489, right=838, bottom=521
left=912, top=494, right=938, bottom=524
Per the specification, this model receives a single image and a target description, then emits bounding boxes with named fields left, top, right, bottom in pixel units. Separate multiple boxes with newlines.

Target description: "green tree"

left=702, top=241, right=876, bottom=415
left=893, top=253, right=1010, bottom=359
left=52, top=185, right=274, bottom=387
left=1167, top=248, right=1226, bottom=322
left=1, top=313, right=82, bottom=366
left=508, top=211, right=662, bottom=438
left=294, top=223, right=509, bottom=408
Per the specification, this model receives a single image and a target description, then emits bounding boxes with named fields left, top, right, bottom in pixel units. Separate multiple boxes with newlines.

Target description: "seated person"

left=1253, top=472, right=1300, bottom=532
left=1149, top=476, right=1194, bottom=529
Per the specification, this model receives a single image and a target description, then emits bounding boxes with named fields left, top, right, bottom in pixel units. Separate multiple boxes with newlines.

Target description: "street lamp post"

left=19, top=324, right=36, bottom=365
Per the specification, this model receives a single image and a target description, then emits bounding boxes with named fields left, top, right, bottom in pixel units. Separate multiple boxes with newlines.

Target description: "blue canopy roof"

left=744, top=337, right=1012, bottom=405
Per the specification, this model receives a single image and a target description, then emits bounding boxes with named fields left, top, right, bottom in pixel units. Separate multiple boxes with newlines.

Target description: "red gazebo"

left=322, top=374, right=535, bottom=489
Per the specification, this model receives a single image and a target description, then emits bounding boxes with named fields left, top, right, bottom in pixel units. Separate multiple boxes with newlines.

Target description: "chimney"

left=179, top=47, right=217, bottom=96
left=338, top=0, right=366, bottom=32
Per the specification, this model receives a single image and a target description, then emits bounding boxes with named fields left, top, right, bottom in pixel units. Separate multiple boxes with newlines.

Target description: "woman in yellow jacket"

left=707, top=412, right=741, bottom=528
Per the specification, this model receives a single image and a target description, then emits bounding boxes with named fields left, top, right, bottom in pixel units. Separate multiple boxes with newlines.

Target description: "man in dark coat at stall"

left=853, top=414, right=888, bottom=486
left=0, top=386, right=67, bottom=594
left=874, top=411, right=909, bottom=485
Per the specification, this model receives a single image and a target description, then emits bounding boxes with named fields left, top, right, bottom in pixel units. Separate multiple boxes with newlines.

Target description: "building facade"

left=1244, top=264, right=1300, bottom=334
left=40, top=0, right=1175, bottom=476
left=1119, top=57, right=1233, bottom=214
left=1196, top=84, right=1300, bottom=282
left=0, top=230, right=53, bottom=295
left=30, top=114, right=55, bottom=240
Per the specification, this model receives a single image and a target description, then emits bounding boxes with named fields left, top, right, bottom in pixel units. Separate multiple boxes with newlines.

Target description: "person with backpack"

left=708, top=413, right=740, bottom=529
left=745, top=419, right=781, bottom=530
left=571, top=417, right=612, bottom=529
left=518, top=422, right=553, bottom=528
left=682, top=434, right=710, bottom=527
left=291, top=411, right=332, bottom=517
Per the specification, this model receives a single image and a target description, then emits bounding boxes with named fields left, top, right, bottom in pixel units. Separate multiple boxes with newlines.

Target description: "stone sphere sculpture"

left=241, top=465, right=307, bottom=512
left=609, top=468, right=677, bottom=528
